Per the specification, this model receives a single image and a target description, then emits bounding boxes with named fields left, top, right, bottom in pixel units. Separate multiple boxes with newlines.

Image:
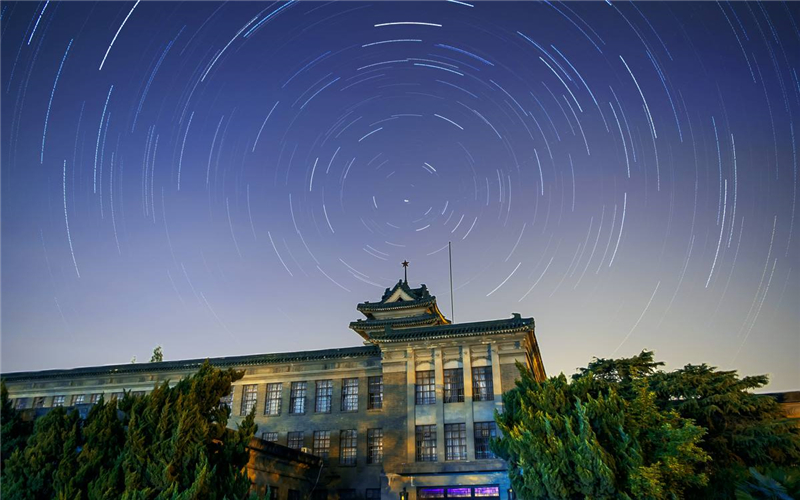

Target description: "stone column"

left=434, top=347, right=445, bottom=463
left=462, top=345, right=475, bottom=460
left=490, top=342, right=503, bottom=407
left=406, top=348, right=416, bottom=464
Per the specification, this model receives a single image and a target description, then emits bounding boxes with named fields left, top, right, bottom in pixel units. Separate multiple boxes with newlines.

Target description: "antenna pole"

left=449, top=241, right=455, bottom=323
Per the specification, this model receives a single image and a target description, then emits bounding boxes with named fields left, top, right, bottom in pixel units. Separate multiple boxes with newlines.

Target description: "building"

left=2, top=277, right=547, bottom=500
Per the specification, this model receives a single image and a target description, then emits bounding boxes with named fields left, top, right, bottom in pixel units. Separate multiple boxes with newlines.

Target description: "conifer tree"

left=1, top=381, right=32, bottom=467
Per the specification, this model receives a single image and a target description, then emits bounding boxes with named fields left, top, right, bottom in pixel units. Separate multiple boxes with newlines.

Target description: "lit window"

left=339, top=429, right=357, bottom=466
left=474, top=486, right=500, bottom=498
left=415, top=424, right=437, bottom=462
left=290, top=382, right=307, bottom=414
left=287, top=431, right=304, bottom=450
left=474, top=422, right=497, bottom=459
left=52, top=395, right=66, bottom=407
left=418, top=488, right=444, bottom=499
left=367, top=428, right=383, bottom=464
left=265, top=383, right=282, bottom=415
left=341, top=378, right=358, bottom=412
left=443, top=368, right=464, bottom=403
left=315, top=380, right=333, bottom=413
left=261, top=432, right=278, bottom=443
left=415, top=371, right=435, bottom=405
left=240, top=385, right=258, bottom=415
left=444, top=423, right=467, bottom=461
left=313, top=430, right=330, bottom=458
left=368, top=376, right=383, bottom=410
left=472, top=366, right=494, bottom=401
left=71, top=394, right=85, bottom=405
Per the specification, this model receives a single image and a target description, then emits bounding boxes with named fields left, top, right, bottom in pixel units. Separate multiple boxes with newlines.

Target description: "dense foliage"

left=494, top=351, right=800, bottom=500
left=1, top=361, right=261, bottom=500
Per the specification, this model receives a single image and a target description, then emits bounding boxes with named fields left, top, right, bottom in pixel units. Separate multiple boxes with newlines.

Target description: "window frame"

left=339, top=429, right=357, bottom=466
left=443, top=368, right=465, bottom=403
left=315, top=380, right=333, bottom=413
left=264, top=382, right=282, bottom=416
left=415, top=424, right=437, bottom=462
left=474, top=422, right=498, bottom=459
left=289, top=381, right=307, bottom=415
left=444, top=423, right=467, bottom=461
left=287, top=431, right=305, bottom=450
left=367, top=376, right=383, bottom=410
left=415, top=370, right=436, bottom=405
left=261, top=431, right=278, bottom=443
left=472, top=366, right=495, bottom=402
left=52, top=395, right=66, bottom=407
left=240, top=384, right=258, bottom=416
left=341, top=378, right=359, bottom=412
left=367, top=428, right=383, bottom=464
left=313, top=430, right=331, bottom=459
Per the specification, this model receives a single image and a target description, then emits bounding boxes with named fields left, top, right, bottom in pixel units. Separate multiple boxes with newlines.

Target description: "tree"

left=1, top=361, right=261, bottom=499
left=150, top=346, right=164, bottom=363
left=579, top=351, right=800, bottom=499
left=1, top=381, right=32, bottom=466
left=493, top=362, right=709, bottom=500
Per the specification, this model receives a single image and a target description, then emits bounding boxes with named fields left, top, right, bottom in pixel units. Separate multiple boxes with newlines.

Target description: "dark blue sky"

left=2, top=1, right=798, bottom=390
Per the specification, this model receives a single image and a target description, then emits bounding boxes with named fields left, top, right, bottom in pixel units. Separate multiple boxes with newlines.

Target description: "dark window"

left=368, top=376, right=383, bottom=409
left=474, top=422, right=497, bottom=459
left=287, top=431, right=304, bottom=450
left=312, top=490, right=328, bottom=500
left=313, top=430, right=330, bottom=458
left=261, top=432, right=278, bottom=442
left=415, top=424, right=437, bottom=462
left=366, top=489, right=381, bottom=500
left=112, top=392, right=125, bottom=401
left=265, top=383, right=282, bottom=415
left=90, top=393, right=102, bottom=404
left=14, top=398, right=28, bottom=410
left=443, top=368, right=464, bottom=403
left=341, top=378, right=358, bottom=412
left=288, top=490, right=300, bottom=500
left=52, top=395, right=66, bottom=407
left=290, top=382, right=307, bottom=414
left=268, top=487, right=279, bottom=500
left=241, top=385, right=258, bottom=415
left=315, top=380, right=333, bottom=413
left=472, top=366, right=494, bottom=401
left=71, top=394, right=86, bottom=405
left=415, top=370, right=435, bottom=405
left=33, top=397, right=45, bottom=408
left=367, top=428, right=383, bottom=464
left=444, top=423, right=467, bottom=461
left=339, top=429, right=357, bottom=466
left=219, top=387, right=234, bottom=409
left=338, top=490, right=356, bottom=500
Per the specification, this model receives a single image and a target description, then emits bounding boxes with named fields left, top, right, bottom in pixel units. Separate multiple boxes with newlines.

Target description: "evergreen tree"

left=1, top=381, right=32, bottom=467
left=150, top=346, right=163, bottom=363
left=493, top=362, right=708, bottom=500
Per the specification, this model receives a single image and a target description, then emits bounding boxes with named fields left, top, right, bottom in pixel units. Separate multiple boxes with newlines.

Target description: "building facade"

left=3, top=279, right=546, bottom=500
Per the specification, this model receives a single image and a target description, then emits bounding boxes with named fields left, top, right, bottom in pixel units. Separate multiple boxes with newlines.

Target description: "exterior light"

left=400, top=487, right=408, bottom=500
left=507, top=488, right=515, bottom=500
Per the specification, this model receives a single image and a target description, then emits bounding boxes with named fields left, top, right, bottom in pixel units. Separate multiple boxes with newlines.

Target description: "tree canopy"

left=1, top=361, right=261, bottom=500
left=494, top=351, right=800, bottom=500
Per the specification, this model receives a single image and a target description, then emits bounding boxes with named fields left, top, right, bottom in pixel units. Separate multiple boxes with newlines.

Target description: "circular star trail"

left=1, top=1, right=798, bottom=389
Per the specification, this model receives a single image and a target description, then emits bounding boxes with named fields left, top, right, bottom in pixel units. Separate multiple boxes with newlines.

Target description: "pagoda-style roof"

left=1, top=345, right=380, bottom=382
left=368, top=314, right=533, bottom=343
left=351, top=280, right=450, bottom=340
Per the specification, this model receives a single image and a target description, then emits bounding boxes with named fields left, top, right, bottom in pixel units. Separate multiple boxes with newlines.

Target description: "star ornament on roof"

left=402, top=260, right=409, bottom=283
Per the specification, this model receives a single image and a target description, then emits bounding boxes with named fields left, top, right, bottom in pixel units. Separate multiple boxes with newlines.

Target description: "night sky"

left=1, top=1, right=798, bottom=391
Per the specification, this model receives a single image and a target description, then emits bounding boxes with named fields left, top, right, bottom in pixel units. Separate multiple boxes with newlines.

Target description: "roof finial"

left=402, top=260, right=409, bottom=284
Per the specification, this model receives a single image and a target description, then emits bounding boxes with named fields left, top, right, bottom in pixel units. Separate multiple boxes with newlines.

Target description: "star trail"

left=1, top=1, right=798, bottom=390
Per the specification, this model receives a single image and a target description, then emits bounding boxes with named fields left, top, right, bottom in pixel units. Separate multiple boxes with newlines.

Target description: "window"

left=312, top=489, right=328, bottom=500
left=290, top=382, right=307, bottom=414
left=288, top=490, right=301, bottom=500
left=444, top=423, right=467, bottom=461
left=415, top=424, right=437, bottom=462
left=89, top=393, right=102, bottom=404
left=313, top=430, right=330, bottom=458
left=418, top=487, right=499, bottom=499
left=33, top=396, right=45, bottom=408
left=474, top=422, right=497, bottom=459
left=341, top=378, right=358, bottom=412
left=14, top=398, right=28, bottom=410
left=265, top=383, right=282, bottom=415
left=472, top=366, right=494, bottom=401
left=338, top=489, right=356, bottom=500
left=268, top=487, right=279, bottom=500
left=366, top=489, right=381, bottom=500
left=261, top=432, right=278, bottom=443
left=474, top=486, right=501, bottom=498
left=71, top=394, right=85, bottom=405
left=52, top=395, right=66, bottom=407
left=111, top=392, right=125, bottom=401
left=415, top=370, right=435, bottom=405
left=287, top=431, right=304, bottom=450
left=315, top=380, right=333, bottom=413
left=220, top=387, right=234, bottom=409
left=367, top=428, right=383, bottom=464
left=339, top=429, right=357, bottom=466
left=241, top=385, right=258, bottom=415
left=443, top=368, right=464, bottom=403
left=368, top=376, right=383, bottom=409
